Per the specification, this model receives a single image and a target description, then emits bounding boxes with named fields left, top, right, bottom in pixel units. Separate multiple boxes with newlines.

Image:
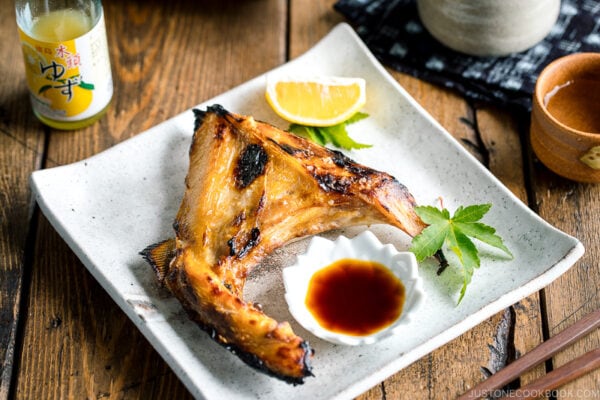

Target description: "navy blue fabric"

left=334, top=0, right=600, bottom=111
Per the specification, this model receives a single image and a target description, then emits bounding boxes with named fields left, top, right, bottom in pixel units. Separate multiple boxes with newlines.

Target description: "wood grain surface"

left=1, top=0, right=598, bottom=399
left=0, top=4, right=45, bottom=399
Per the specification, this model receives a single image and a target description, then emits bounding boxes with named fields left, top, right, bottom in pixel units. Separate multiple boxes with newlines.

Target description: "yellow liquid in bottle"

left=26, top=9, right=111, bottom=130
left=30, top=9, right=92, bottom=41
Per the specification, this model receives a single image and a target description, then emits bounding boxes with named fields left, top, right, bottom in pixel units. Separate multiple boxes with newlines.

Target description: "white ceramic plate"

left=30, top=23, right=584, bottom=400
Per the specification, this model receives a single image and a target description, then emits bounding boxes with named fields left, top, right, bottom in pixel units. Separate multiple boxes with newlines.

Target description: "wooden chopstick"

left=498, top=348, right=600, bottom=399
left=458, top=309, right=600, bottom=400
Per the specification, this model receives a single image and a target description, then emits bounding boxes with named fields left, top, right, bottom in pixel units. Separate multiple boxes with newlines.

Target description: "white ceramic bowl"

left=283, top=231, right=424, bottom=346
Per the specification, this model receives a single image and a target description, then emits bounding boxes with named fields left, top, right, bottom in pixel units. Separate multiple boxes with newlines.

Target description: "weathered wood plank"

left=0, top=5, right=46, bottom=400
left=530, top=163, right=600, bottom=398
left=476, top=108, right=547, bottom=388
left=14, top=1, right=286, bottom=399
left=289, top=0, right=346, bottom=58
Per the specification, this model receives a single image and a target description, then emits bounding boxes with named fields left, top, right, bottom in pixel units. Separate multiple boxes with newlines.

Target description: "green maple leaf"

left=288, top=112, right=371, bottom=150
left=409, top=203, right=513, bottom=304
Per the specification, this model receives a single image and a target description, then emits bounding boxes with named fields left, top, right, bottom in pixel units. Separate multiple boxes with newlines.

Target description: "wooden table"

left=2, top=1, right=599, bottom=398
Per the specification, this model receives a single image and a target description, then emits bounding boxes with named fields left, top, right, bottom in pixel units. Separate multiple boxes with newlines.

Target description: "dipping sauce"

left=544, top=79, right=600, bottom=133
left=305, top=258, right=405, bottom=336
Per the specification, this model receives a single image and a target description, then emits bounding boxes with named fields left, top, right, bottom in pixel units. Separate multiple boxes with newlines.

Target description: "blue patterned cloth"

left=334, top=0, right=600, bottom=111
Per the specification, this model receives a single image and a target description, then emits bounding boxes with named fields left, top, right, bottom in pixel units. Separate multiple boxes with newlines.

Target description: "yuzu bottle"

left=16, top=0, right=113, bottom=130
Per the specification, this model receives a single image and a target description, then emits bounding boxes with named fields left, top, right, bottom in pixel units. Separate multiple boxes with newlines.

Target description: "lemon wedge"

left=265, top=76, right=366, bottom=127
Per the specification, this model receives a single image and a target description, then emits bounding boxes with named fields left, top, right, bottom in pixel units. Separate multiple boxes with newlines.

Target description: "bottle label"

left=18, top=13, right=113, bottom=122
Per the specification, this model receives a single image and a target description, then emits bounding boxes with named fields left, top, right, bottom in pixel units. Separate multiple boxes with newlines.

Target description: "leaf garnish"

left=409, top=203, right=513, bottom=304
left=289, top=112, right=371, bottom=150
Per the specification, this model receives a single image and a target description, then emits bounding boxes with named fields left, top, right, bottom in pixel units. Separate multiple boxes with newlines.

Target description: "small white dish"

left=283, top=231, right=423, bottom=346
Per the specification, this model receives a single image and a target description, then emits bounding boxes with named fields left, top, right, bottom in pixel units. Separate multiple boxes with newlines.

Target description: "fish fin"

left=140, top=238, right=176, bottom=283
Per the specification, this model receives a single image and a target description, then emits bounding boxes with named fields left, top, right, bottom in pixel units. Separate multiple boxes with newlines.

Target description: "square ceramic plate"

left=31, top=23, right=584, bottom=400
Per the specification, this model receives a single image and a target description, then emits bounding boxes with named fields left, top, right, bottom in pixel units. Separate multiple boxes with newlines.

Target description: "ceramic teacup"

left=530, top=52, right=600, bottom=183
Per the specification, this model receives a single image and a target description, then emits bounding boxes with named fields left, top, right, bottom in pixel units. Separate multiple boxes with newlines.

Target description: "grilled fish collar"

left=141, top=104, right=426, bottom=384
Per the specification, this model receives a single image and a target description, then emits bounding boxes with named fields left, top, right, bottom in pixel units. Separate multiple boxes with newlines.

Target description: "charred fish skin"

left=140, top=240, right=314, bottom=385
left=141, top=104, right=426, bottom=384
left=192, top=104, right=229, bottom=132
left=234, top=144, right=268, bottom=189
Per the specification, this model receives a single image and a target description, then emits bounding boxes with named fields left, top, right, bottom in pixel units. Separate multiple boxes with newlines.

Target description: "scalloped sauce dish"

left=283, top=231, right=424, bottom=346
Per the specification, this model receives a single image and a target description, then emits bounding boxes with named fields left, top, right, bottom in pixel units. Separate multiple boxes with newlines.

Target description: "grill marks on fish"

left=227, top=227, right=261, bottom=258
left=270, top=139, right=312, bottom=158
left=193, top=105, right=235, bottom=140
left=141, top=105, right=427, bottom=384
left=234, top=144, right=268, bottom=189
left=310, top=152, right=378, bottom=195
left=314, top=172, right=352, bottom=193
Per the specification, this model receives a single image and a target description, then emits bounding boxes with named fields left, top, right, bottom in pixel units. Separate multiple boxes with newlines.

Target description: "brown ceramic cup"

left=530, top=53, right=600, bottom=183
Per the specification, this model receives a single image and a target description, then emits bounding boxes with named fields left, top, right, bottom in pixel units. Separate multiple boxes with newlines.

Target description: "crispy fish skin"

left=141, top=104, right=426, bottom=384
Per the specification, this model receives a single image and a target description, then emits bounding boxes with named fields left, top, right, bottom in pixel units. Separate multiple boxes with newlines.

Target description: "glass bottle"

left=15, top=0, right=113, bottom=130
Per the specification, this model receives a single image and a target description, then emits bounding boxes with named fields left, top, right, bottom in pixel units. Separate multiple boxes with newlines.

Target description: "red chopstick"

left=458, top=309, right=600, bottom=400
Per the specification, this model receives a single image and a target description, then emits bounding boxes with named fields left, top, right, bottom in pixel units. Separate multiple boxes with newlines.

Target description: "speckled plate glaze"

left=30, top=23, right=584, bottom=400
